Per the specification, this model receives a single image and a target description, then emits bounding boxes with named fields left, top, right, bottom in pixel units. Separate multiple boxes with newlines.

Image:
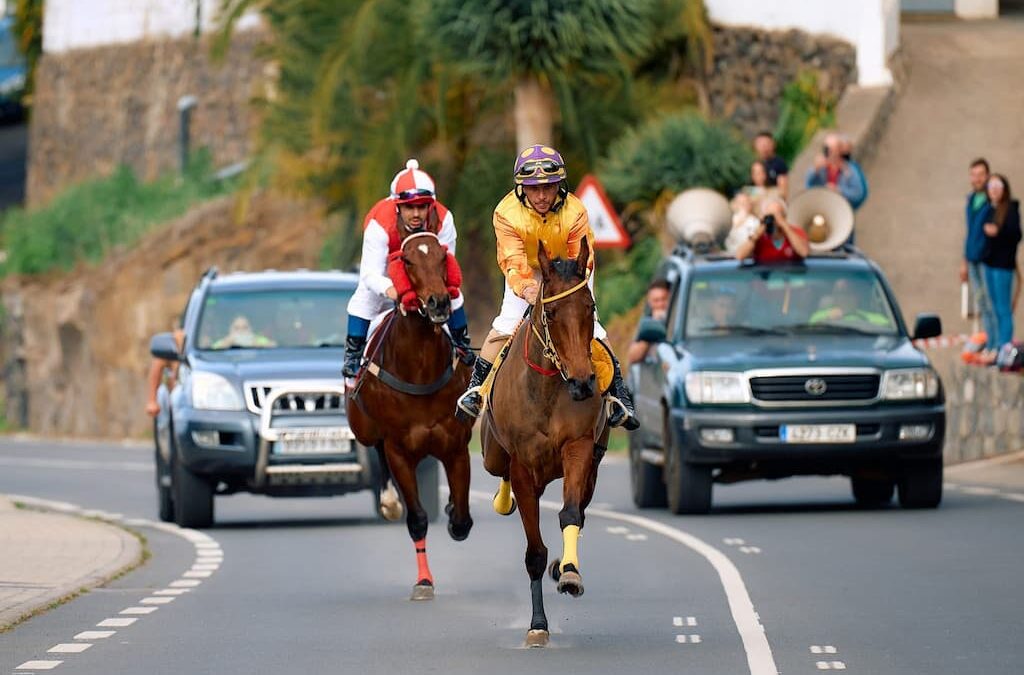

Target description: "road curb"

left=0, top=495, right=144, bottom=632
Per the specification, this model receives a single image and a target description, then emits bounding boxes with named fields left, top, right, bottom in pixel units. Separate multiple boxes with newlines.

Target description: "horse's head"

left=398, top=232, right=452, bottom=324
left=536, top=237, right=596, bottom=401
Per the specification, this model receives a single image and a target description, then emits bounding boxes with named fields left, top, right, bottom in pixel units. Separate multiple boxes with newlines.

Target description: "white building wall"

left=43, top=0, right=260, bottom=54
left=955, top=0, right=999, bottom=18
left=705, top=0, right=901, bottom=87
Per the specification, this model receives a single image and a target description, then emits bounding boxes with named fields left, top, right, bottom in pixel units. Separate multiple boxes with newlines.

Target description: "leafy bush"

left=773, top=70, right=837, bottom=164
left=594, top=236, right=663, bottom=320
left=599, top=112, right=752, bottom=213
left=1, top=152, right=234, bottom=276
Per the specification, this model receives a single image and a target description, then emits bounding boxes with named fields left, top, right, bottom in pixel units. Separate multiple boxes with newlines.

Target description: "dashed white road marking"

left=1003, top=493, right=1024, bottom=503
left=469, top=488, right=778, bottom=675
left=192, top=563, right=220, bottom=571
left=170, top=579, right=202, bottom=588
left=960, top=486, right=999, bottom=496
left=675, top=634, right=702, bottom=643
left=48, top=643, right=92, bottom=653
left=739, top=546, right=762, bottom=555
left=606, top=526, right=630, bottom=535
left=626, top=533, right=649, bottom=541
left=673, top=616, right=698, bottom=627
left=120, top=606, right=158, bottom=615
left=141, top=596, right=176, bottom=605
left=811, top=645, right=838, bottom=654
left=816, top=661, right=846, bottom=670
left=97, top=618, right=137, bottom=628
left=74, top=631, right=115, bottom=640
left=184, top=570, right=213, bottom=578
left=154, top=588, right=190, bottom=596
left=14, top=660, right=63, bottom=670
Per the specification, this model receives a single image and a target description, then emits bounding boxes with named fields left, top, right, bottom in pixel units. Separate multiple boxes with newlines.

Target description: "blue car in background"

left=0, top=15, right=25, bottom=122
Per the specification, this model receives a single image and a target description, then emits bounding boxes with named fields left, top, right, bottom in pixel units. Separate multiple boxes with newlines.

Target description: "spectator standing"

left=981, top=173, right=1021, bottom=358
left=754, top=132, right=789, bottom=199
left=805, top=133, right=868, bottom=210
left=961, top=158, right=996, bottom=343
left=627, top=279, right=672, bottom=365
left=741, top=160, right=781, bottom=209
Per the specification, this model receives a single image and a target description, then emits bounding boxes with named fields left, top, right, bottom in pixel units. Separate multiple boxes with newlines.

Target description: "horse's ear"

left=575, top=236, right=590, bottom=277
left=537, top=240, right=552, bottom=276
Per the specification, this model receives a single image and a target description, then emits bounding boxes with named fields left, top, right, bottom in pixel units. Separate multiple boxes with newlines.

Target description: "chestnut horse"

left=481, top=237, right=609, bottom=647
left=347, top=231, right=474, bottom=601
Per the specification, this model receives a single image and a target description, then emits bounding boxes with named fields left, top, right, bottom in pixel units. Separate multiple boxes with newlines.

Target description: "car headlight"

left=191, top=372, right=244, bottom=411
left=685, top=372, right=750, bottom=404
left=881, top=368, right=939, bottom=400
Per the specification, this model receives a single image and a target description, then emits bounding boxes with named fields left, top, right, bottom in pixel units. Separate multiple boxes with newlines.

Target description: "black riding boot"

left=455, top=358, right=493, bottom=422
left=606, top=354, right=640, bottom=431
left=342, top=335, right=367, bottom=378
left=449, top=325, right=476, bottom=366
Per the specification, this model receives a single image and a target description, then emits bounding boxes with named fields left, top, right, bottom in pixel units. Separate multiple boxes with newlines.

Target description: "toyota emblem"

left=804, top=378, right=828, bottom=396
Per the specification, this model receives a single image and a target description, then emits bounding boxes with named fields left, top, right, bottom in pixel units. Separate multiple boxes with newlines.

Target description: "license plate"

left=273, top=428, right=354, bottom=455
left=779, top=424, right=856, bottom=444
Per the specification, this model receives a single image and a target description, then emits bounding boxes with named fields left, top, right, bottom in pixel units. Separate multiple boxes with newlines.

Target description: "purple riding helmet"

left=513, top=145, right=569, bottom=208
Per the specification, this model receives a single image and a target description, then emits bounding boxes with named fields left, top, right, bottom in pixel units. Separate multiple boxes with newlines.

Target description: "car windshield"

left=196, top=288, right=354, bottom=350
left=683, top=266, right=900, bottom=339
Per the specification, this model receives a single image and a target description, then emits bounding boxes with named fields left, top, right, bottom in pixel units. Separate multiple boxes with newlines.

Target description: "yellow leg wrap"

left=560, top=525, right=580, bottom=572
left=492, top=479, right=515, bottom=515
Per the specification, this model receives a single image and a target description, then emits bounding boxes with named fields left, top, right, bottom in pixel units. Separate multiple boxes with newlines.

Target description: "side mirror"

left=150, top=332, right=180, bottom=361
left=913, top=313, right=942, bottom=341
left=636, top=317, right=667, bottom=344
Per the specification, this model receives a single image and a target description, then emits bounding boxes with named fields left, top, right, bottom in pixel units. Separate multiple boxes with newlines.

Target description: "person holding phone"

left=733, top=197, right=809, bottom=263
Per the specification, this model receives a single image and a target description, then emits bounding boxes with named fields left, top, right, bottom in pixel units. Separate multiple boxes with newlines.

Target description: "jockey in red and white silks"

left=342, top=159, right=473, bottom=378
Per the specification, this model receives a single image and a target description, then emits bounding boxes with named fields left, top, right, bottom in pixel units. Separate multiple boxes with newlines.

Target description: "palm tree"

left=425, top=0, right=659, bottom=149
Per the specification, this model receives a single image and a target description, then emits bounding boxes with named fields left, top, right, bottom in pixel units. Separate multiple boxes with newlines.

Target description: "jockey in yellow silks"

left=455, top=144, right=639, bottom=430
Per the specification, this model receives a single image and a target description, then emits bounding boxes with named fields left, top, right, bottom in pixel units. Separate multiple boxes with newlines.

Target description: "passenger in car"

left=213, top=315, right=277, bottom=349
left=810, top=279, right=890, bottom=327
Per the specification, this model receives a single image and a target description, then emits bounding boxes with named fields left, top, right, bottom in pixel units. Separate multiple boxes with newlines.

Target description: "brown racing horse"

left=347, top=231, right=474, bottom=601
left=481, top=237, right=610, bottom=647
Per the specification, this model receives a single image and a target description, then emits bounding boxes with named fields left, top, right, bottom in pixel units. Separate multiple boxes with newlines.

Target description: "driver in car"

left=213, top=315, right=277, bottom=348
left=810, top=278, right=890, bottom=327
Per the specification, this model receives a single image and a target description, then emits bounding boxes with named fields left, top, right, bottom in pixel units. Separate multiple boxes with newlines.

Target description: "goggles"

left=515, top=159, right=565, bottom=179
left=395, top=188, right=435, bottom=203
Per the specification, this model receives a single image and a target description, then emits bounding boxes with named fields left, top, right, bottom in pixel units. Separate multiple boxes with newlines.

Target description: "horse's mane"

left=548, top=258, right=582, bottom=283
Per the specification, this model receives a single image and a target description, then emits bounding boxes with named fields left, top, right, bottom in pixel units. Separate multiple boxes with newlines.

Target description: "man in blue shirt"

left=960, top=158, right=996, bottom=341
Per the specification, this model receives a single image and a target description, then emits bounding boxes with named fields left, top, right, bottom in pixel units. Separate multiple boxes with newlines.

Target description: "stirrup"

left=456, top=387, right=483, bottom=420
left=605, top=395, right=635, bottom=429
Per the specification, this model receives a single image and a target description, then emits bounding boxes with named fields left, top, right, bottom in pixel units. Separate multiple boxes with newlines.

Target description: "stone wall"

left=26, top=31, right=266, bottom=207
left=0, top=193, right=326, bottom=438
left=929, top=347, right=1024, bottom=464
left=708, top=25, right=857, bottom=139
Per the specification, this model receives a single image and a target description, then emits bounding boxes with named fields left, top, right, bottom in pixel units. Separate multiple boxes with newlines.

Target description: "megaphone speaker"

left=788, top=188, right=854, bottom=252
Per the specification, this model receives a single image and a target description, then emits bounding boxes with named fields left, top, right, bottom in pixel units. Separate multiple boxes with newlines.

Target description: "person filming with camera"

left=734, top=197, right=809, bottom=263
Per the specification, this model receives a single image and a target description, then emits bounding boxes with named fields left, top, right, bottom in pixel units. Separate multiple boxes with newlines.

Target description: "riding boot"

left=449, top=325, right=477, bottom=366
left=606, top=354, right=640, bottom=431
left=342, top=335, right=367, bottom=378
left=455, top=358, right=493, bottom=422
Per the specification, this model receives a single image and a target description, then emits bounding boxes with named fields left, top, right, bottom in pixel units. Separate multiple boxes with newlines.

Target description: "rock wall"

left=929, top=348, right=1024, bottom=464
left=708, top=25, right=857, bottom=139
left=26, top=31, right=266, bottom=207
left=0, top=194, right=326, bottom=438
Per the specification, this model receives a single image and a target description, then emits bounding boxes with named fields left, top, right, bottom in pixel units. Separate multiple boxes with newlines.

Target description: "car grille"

left=749, top=374, right=880, bottom=403
left=245, top=384, right=346, bottom=415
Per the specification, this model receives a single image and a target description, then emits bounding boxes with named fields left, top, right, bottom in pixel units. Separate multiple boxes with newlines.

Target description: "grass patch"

left=0, top=150, right=236, bottom=277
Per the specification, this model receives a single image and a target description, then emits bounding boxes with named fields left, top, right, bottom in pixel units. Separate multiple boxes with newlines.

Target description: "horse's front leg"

left=551, top=436, right=594, bottom=598
left=439, top=445, right=473, bottom=541
left=511, top=460, right=549, bottom=648
left=383, top=441, right=434, bottom=600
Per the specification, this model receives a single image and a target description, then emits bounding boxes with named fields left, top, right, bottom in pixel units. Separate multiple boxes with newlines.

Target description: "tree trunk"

left=514, top=76, right=555, bottom=150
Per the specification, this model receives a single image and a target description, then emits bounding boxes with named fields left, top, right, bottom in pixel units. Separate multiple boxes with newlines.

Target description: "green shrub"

left=599, top=112, right=752, bottom=212
left=0, top=152, right=234, bottom=276
left=773, top=70, right=837, bottom=164
left=595, top=237, right=663, bottom=320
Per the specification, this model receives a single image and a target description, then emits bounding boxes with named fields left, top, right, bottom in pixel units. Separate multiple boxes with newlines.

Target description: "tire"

left=898, top=458, right=943, bottom=509
left=629, top=431, right=667, bottom=508
left=153, top=419, right=174, bottom=524
left=416, top=456, right=441, bottom=523
left=850, top=476, right=895, bottom=508
left=173, top=456, right=215, bottom=528
left=664, top=416, right=712, bottom=515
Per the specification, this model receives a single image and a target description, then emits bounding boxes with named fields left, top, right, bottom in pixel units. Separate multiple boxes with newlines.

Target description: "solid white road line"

left=97, top=618, right=137, bottom=627
left=48, top=643, right=91, bottom=653
left=14, top=660, right=63, bottom=670
left=0, top=457, right=150, bottom=472
left=469, top=488, right=779, bottom=675
left=74, top=631, right=115, bottom=640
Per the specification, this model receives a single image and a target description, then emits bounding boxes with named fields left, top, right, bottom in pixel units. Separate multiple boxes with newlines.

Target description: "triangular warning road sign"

left=574, top=174, right=631, bottom=250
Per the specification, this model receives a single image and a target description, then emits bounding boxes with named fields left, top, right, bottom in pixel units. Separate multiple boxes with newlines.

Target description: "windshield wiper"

left=699, top=324, right=788, bottom=336
left=785, top=322, right=884, bottom=336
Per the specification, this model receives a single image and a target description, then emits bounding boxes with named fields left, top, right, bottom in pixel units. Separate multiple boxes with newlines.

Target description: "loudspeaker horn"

left=665, top=188, right=733, bottom=253
left=788, top=188, right=854, bottom=252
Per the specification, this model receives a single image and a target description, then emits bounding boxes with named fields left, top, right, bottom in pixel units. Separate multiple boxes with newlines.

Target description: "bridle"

left=397, top=232, right=442, bottom=318
left=527, top=270, right=592, bottom=381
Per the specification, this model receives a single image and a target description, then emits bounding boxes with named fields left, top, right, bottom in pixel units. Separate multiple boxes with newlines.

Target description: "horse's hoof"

left=556, top=570, right=584, bottom=598
left=447, top=517, right=473, bottom=542
left=380, top=500, right=404, bottom=522
left=410, top=583, right=434, bottom=601
left=492, top=492, right=517, bottom=517
left=525, top=629, right=549, bottom=648
left=548, top=559, right=561, bottom=582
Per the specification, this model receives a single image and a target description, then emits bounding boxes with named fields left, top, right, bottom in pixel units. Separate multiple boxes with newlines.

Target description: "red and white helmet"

left=389, top=159, right=436, bottom=204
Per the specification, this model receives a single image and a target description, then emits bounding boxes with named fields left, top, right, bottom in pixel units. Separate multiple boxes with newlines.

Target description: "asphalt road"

left=1, top=438, right=1023, bottom=674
